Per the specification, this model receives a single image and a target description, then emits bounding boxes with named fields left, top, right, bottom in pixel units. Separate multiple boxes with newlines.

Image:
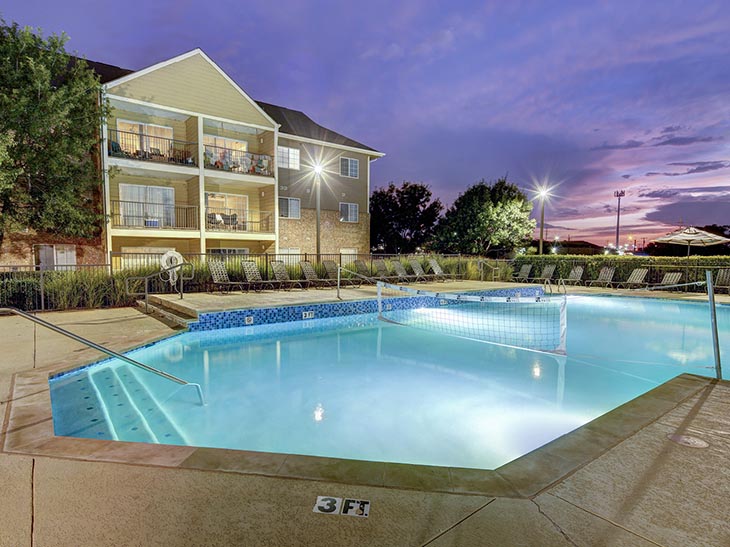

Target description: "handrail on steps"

left=0, top=307, right=206, bottom=406
left=125, top=262, right=195, bottom=313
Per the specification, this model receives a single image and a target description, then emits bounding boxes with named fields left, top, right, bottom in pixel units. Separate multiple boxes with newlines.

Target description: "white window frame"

left=279, top=197, right=301, bottom=219
left=277, top=146, right=300, bottom=170
left=208, top=248, right=250, bottom=256
left=340, top=157, right=359, bottom=178
left=339, top=202, right=359, bottom=223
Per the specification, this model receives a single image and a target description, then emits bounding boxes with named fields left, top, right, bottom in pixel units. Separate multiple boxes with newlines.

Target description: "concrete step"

left=147, top=295, right=198, bottom=320
left=136, top=300, right=190, bottom=330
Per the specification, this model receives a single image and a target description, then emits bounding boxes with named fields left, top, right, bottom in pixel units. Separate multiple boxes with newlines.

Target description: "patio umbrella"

left=654, top=226, right=730, bottom=256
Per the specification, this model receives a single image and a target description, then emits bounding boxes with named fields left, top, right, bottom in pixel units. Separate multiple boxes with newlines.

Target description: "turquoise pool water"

left=50, top=295, right=726, bottom=469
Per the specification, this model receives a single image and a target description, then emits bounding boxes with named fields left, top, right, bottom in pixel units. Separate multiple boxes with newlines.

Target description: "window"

left=118, top=184, right=175, bottom=228
left=277, top=146, right=300, bottom=170
left=116, top=120, right=173, bottom=155
left=34, top=244, right=77, bottom=271
left=339, top=202, right=359, bottom=223
left=340, top=157, right=359, bottom=178
left=203, top=135, right=248, bottom=152
left=279, top=197, right=301, bottom=219
left=119, top=246, right=174, bottom=270
left=208, top=248, right=249, bottom=256
left=340, top=248, right=358, bottom=264
left=278, top=247, right=301, bottom=265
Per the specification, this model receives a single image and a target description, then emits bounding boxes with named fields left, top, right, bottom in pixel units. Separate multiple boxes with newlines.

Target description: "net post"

left=706, top=270, right=722, bottom=379
left=377, top=281, right=383, bottom=318
left=558, top=295, right=567, bottom=354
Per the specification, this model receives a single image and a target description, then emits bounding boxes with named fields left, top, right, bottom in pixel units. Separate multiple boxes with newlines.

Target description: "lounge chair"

left=534, top=264, right=556, bottom=282
left=409, top=258, right=439, bottom=282
left=241, top=261, right=278, bottom=291
left=557, top=265, right=584, bottom=286
left=353, top=259, right=376, bottom=283
left=512, top=264, right=532, bottom=282
left=715, top=269, right=730, bottom=293
left=392, top=261, right=423, bottom=283
left=427, top=258, right=454, bottom=281
left=616, top=268, right=649, bottom=289
left=373, top=259, right=398, bottom=282
left=653, top=272, right=682, bottom=289
left=587, top=266, right=616, bottom=287
left=299, top=260, right=336, bottom=288
left=270, top=260, right=308, bottom=290
left=322, top=260, right=361, bottom=287
left=208, top=258, right=248, bottom=292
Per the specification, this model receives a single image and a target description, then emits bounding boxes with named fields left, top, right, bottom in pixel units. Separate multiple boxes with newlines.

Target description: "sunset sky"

left=5, top=1, right=730, bottom=245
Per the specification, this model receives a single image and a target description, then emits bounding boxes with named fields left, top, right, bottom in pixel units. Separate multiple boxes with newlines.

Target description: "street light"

left=314, top=164, right=323, bottom=256
left=536, top=186, right=550, bottom=255
left=614, top=190, right=625, bottom=249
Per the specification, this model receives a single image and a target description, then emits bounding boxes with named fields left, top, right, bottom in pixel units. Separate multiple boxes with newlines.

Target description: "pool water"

left=50, top=296, right=726, bottom=469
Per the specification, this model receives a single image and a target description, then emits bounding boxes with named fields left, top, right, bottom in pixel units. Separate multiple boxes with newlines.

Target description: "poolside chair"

left=392, top=261, right=423, bottom=283
left=353, top=259, right=376, bottom=283
left=373, top=259, right=399, bottom=282
left=241, top=261, right=279, bottom=292
left=616, top=268, right=649, bottom=289
left=322, top=260, right=361, bottom=288
left=208, top=258, right=248, bottom=293
left=427, top=258, right=454, bottom=281
left=409, top=258, right=440, bottom=282
left=653, top=271, right=682, bottom=289
left=512, top=264, right=532, bottom=282
left=587, top=266, right=616, bottom=288
left=556, top=265, right=584, bottom=286
left=715, top=269, right=730, bottom=294
left=534, top=264, right=556, bottom=282
left=299, top=260, right=336, bottom=288
left=270, top=260, right=308, bottom=290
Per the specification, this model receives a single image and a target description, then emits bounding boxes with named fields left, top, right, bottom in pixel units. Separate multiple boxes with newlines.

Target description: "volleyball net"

left=376, top=282, right=567, bottom=354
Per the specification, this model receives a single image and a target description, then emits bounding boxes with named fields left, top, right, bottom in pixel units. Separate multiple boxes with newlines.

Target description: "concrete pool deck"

left=2, top=283, right=730, bottom=546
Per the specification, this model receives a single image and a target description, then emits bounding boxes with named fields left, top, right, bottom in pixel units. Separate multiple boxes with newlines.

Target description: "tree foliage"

left=370, top=181, right=443, bottom=253
left=432, top=178, right=535, bottom=255
left=0, top=20, right=107, bottom=247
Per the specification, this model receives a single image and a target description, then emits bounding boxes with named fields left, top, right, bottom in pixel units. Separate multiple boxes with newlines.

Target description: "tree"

left=370, top=181, right=443, bottom=253
left=0, top=20, right=107, bottom=248
left=432, top=178, right=535, bottom=255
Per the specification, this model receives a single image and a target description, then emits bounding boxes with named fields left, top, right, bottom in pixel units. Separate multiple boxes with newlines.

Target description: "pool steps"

left=135, top=299, right=193, bottom=330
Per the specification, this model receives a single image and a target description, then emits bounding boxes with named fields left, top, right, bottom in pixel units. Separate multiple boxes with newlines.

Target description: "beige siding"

left=112, top=237, right=200, bottom=253
left=107, top=54, right=274, bottom=127
left=277, top=138, right=370, bottom=212
left=205, top=240, right=273, bottom=252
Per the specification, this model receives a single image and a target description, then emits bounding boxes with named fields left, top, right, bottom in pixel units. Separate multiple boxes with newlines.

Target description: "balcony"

left=111, top=200, right=199, bottom=230
left=203, top=145, right=273, bottom=177
left=205, top=207, right=273, bottom=233
left=108, top=129, right=197, bottom=167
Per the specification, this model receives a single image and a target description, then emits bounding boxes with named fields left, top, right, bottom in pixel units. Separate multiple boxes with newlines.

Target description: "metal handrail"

left=125, top=262, right=195, bottom=313
left=0, top=307, right=205, bottom=405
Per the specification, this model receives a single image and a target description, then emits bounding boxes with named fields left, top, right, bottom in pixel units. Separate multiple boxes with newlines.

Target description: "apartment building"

left=90, top=49, right=382, bottom=268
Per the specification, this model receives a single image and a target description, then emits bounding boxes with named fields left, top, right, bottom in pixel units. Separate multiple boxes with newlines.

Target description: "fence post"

left=265, top=253, right=269, bottom=280
left=40, top=270, right=45, bottom=311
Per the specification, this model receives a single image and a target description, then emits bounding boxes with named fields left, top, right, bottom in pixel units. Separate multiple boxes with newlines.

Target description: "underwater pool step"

left=116, top=365, right=188, bottom=445
left=89, top=366, right=157, bottom=443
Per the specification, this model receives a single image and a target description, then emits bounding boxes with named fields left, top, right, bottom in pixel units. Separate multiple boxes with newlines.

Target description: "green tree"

left=0, top=20, right=107, bottom=248
left=433, top=178, right=535, bottom=255
left=370, top=181, right=443, bottom=253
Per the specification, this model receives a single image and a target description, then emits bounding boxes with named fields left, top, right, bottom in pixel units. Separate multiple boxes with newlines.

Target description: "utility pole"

left=614, top=190, right=625, bottom=249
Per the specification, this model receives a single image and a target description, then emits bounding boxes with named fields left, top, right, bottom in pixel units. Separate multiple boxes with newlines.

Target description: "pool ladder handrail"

left=0, top=307, right=205, bottom=406
left=125, top=262, right=195, bottom=314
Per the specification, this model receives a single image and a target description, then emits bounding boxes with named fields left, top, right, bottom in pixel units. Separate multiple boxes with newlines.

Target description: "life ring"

left=160, top=250, right=185, bottom=285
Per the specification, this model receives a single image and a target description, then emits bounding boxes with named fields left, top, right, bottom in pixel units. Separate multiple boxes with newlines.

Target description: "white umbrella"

left=654, top=226, right=730, bottom=256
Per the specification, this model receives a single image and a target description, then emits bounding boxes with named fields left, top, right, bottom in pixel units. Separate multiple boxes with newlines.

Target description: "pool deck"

left=2, top=282, right=730, bottom=546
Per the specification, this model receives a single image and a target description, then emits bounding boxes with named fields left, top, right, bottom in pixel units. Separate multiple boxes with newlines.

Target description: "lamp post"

left=538, top=187, right=549, bottom=255
left=314, top=164, right=323, bottom=256
left=614, top=190, right=625, bottom=250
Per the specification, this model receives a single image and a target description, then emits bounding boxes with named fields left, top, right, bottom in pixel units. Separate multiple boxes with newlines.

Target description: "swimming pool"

left=49, top=295, right=725, bottom=470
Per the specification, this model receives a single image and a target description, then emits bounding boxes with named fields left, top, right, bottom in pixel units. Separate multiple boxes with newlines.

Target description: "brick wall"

left=278, top=208, right=370, bottom=254
left=0, top=231, right=105, bottom=266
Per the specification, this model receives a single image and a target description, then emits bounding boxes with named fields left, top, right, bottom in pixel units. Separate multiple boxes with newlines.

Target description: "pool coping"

left=2, top=359, right=715, bottom=498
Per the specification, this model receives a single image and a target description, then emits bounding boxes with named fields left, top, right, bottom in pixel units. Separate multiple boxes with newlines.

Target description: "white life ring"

left=160, top=250, right=185, bottom=285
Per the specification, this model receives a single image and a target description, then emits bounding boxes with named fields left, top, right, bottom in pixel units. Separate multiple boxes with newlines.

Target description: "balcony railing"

left=205, top=207, right=274, bottom=233
left=203, top=144, right=273, bottom=177
left=108, top=129, right=197, bottom=166
left=111, top=200, right=199, bottom=230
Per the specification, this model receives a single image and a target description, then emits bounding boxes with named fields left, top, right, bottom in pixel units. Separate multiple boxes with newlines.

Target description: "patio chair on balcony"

left=323, top=260, right=361, bottom=288
left=299, top=260, right=336, bottom=288
left=270, top=260, right=308, bottom=290
left=557, top=265, right=584, bottom=286
left=715, top=269, right=730, bottom=293
left=208, top=258, right=248, bottom=293
left=241, top=261, right=279, bottom=291
left=587, top=266, right=616, bottom=287
left=616, top=268, right=649, bottom=289
left=512, top=264, right=532, bottom=282
left=409, top=259, right=440, bottom=282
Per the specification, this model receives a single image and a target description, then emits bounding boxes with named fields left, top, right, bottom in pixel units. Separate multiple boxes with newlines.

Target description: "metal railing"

left=203, top=144, right=273, bottom=176
left=125, top=262, right=195, bottom=313
left=108, top=129, right=197, bottom=166
left=205, top=208, right=274, bottom=233
left=0, top=307, right=205, bottom=405
left=111, top=200, right=199, bottom=230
